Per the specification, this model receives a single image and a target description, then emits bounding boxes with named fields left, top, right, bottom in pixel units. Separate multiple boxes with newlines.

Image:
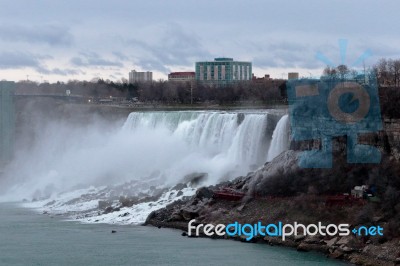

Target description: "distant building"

left=288, top=72, right=299, bottom=80
left=195, top=58, right=252, bottom=86
left=168, top=72, right=195, bottom=82
left=129, top=70, right=152, bottom=83
left=0, top=81, right=15, bottom=164
left=252, top=74, right=271, bottom=82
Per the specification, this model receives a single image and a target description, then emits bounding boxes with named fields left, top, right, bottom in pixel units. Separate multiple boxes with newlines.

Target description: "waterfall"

left=266, top=114, right=290, bottom=162
left=122, top=111, right=271, bottom=175
left=1, top=110, right=290, bottom=202
left=2, top=110, right=291, bottom=224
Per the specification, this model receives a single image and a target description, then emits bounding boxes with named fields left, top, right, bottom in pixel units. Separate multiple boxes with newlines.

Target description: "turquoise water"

left=0, top=203, right=347, bottom=266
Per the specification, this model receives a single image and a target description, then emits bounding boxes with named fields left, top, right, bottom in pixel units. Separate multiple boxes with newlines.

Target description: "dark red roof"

left=168, top=72, right=195, bottom=76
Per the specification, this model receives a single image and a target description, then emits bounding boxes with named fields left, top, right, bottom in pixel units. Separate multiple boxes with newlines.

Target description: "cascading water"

left=267, top=114, right=290, bottom=162
left=123, top=111, right=271, bottom=172
left=1, top=110, right=290, bottom=224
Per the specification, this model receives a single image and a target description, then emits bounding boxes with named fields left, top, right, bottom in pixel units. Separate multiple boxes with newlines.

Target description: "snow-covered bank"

left=23, top=181, right=197, bottom=225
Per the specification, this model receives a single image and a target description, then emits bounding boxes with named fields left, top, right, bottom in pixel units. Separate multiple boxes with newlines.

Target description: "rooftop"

left=169, top=72, right=195, bottom=76
left=214, top=58, right=233, bottom=62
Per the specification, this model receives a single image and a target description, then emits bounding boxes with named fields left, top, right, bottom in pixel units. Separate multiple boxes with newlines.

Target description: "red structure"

left=325, top=194, right=365, bottom=207
left=213, top=188, right=246, bottom=201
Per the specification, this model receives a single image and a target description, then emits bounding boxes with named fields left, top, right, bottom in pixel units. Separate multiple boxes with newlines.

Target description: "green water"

left=0, top=203, right=347, bottom=266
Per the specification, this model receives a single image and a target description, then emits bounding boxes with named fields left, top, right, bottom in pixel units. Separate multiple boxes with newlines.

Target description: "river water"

left=0, top=203, right=347, bottom=266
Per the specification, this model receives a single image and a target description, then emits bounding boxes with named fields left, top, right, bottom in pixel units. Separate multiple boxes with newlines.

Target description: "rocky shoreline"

left=144, top=151, right=400, bottom=266
left=144, top=190, right=400, bottom=266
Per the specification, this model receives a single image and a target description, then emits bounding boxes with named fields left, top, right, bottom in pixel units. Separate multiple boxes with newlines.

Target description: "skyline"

left=0, top=0, right=399, bottom=83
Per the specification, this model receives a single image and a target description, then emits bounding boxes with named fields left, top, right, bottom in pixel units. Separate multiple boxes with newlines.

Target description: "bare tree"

left=323, top=66, right=338, bottom=79
left=336, top=64, right=350, bottom=80
left=388, top=59, right=400, bottom=87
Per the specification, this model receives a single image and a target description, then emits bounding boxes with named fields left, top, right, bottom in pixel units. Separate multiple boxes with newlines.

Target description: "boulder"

left=195, top=187, right=214, bottom=200
left=329, top=250, right=344, bottom=259
left=169, top=213, right=183, bottom=221
left=181, top=208, right=199, bottom=221
left=362, top=245, right=371, bottom=254
left=119, top=196, right=138, bottom=208
left=324, top=237, right=338, bottom=248
left=103, top=206, right=114, bottom=214
left=236, top=204, right=246, bottom=212
left=304, top=235, right=321, bottom=244
left=336, top=236, right=351, bottom=246
left=294, top=235, right=306, bottom=242
left=172, top=183, right=187, bottom=191
left=183, top=173, right=208, bottom=186
left=372, top=216, right=385, bottom=223
left=98, top=200, right=112, bottom=210
left=338, top=245, right=354, bottom=253
left=297, top=243, right=311, bottom=252
left=264, top=236, right=283, bottom=246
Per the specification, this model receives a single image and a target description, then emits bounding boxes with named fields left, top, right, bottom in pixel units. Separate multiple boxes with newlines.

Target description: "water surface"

left=0, top=203, right=346, bottom=266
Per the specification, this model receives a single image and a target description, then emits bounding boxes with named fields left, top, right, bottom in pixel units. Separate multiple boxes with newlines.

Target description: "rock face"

left=119, top=196, right=138, bottom=208
left=144, top=187, right=214, bottom=230
left=182, top=173, right=208, bottom=187
left=194, top=187, right=214, bottom=200
left=246, top=150, right=300, bottom=196
left=98, top=200, right=112, bottom=210
left=289, top=118, right=400, bottom=162
left=143, top=130, right=400, bottom=266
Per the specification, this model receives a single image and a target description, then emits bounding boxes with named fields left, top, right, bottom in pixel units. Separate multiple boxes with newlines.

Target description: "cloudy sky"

left=0, top=0, right=399, bottom=82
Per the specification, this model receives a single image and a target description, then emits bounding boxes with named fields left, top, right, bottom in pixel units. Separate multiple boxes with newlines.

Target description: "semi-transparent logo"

left=287, top=40, right=382, bottom=168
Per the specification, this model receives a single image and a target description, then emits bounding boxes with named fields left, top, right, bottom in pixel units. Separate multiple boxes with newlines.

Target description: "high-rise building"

left=0, top=81, right=15, bottom=164
left=129, top=70, right=153, bottom=83
left=195, top=58, right=252, bottom=86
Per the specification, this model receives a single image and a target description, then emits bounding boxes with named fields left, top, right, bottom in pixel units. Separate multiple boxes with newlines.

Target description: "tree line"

left=321, top=58, right=400, bottom=87
left=374, top=58, right=400, bottom=87
left=321, top=58, right=400, bottom=119
left=14, top=79, right=285, bottom=105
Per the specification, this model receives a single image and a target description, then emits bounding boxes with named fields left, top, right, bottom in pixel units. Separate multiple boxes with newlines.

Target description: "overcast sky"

left=0, top=0, right=399, bottom=82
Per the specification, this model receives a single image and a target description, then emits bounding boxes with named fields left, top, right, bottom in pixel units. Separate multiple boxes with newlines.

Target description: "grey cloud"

left=0, top=51, right=83, bottom=75
left=112, top=52, right=129, bottom=61
left=127, top=24, right=211, bottom=72
left=70, top=52, right=123, bottom=67
left=354, top=42, right=400, bottom=63
left=134, top=58, right=170, bottom=73
left=0, top=24, right=73, bottom=46
left=0, top=0, right=398, bottom=81
left=0, top=52, right=41, bottom=69
left=249, top=40, right=381, bottom=70
left=36, top=66, right=84, bottom=76
left=250, top=41, right=321, bottom=69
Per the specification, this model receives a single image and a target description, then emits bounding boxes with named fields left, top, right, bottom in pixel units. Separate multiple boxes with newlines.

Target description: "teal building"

left=195, top=58, right=252, bottom=86
left=0, top=81, right=15, bottom=165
